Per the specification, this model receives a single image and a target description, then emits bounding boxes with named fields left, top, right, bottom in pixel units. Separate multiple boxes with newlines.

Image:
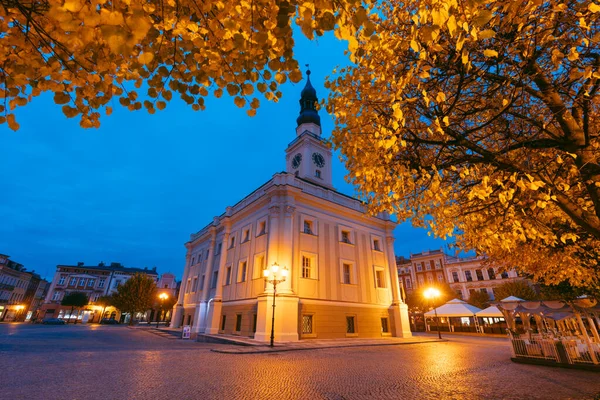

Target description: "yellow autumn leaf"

left=138, top=52, right=154, bottom=65
left=483, top=49, right=498, bottom=57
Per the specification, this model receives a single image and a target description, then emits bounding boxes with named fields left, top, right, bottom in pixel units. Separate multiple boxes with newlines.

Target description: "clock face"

left=312, top=152, right=325, bottom=168
left=292, top=153, right=302, bottom=169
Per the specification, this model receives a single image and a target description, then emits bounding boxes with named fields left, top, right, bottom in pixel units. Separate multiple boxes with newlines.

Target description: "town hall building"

left=172, top=71, right=412, bottom=341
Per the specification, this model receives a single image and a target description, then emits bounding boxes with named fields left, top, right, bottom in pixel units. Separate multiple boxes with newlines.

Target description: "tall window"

left=465, top=271, right=473, bottom=282
left=303, top=220, right=313, bottom=234
left=99, top=279, right=105, bottom=288
left=225, top=267, right=232, bottom=285
left=185, top=279, right=191, bottom=293
left=235, top=314, right=242, bottom=332
left=452, top=271, right=460, bottom=283
left=254, top=254, right=265, bottom=279
left=257, top=221, right=266, bottom=236
left=239, top=261, right=247, bottom=282
left=192, top=277, right=198, bottom=292
left=52, top=292, right=61, bottom=301
left=216, top=242, right=222, bottom=254
left=341, top=230, right=351, bottom=244
left=315, top=169, right=321, bottom=178
left=87, top=279, right=95, bottom=287
left=191, top=256, right=195, bottom=265
left=302, top=256, right=312, bottom=279
left=243, top=229, right=250, bottom=242
left=437, top=273, right=444, bottom=282
left=58, top=276, right=66, bottom=285
left=375, top=269, right=385, bottom=288
left=487, top=268, right=496, bottom=280
left=79, top=278, right=86, bottom=286
left=343, top=263, right=352, bottom=284
left=373, top=239, right=381, bottom=251
left=416, top=263, right=422, bottom=272
left=69, top=277, right=76, bottom=286
left=405, top=277, right=412, bottom=289
left=229, top=236, right=235, bottom=249
left=211, top=271, right=218, bottom=288
left=200, top=274, right=205, bottom=289
left=220, top=315, right=226, bottom=331
left=476, top=269, right=484, bottom=281
left=426, top=262, right=431, bottom=271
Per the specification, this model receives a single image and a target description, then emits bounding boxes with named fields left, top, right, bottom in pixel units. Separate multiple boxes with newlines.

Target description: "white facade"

left=173, top=73, right=411, bottom=341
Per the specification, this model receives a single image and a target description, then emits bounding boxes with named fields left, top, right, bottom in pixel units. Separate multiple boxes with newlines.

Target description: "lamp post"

left=424, top=288, right=442, bottom=339
left=157, top=293, right=168, bottom=328
left=263, top=262, right=288, bottom=347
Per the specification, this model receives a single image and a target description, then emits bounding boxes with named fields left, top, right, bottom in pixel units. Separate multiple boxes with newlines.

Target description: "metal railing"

left=509, top=335, right=599, bottom=365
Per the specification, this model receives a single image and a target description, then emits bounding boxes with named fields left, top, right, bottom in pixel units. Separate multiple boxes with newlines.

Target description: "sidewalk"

left=204, top=335, right=445, bottom=354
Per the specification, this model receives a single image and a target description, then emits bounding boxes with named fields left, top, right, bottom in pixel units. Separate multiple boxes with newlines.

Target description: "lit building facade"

left=396, top=251, right=523, bottom=301
left=42, top=262, right=160, bottom=322
left=0, top=254, right=48, bottom=321
left=444, top=256, right=520, bottom=301
left=172, top=72, right=412, bottom=341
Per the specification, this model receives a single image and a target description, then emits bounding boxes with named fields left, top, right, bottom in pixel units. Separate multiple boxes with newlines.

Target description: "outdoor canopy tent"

left=424, top=298, right=482, bottom=317
left=476, top=306, right=504, bottom=318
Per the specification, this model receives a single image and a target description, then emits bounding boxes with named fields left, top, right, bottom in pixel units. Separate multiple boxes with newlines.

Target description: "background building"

left=172, top=73, right=411, bottom=341
left=0, top=254, right=48, bottom=321
left=397, top=251, right=524, bottom=301
left=41, top=262, right=160, bottom=322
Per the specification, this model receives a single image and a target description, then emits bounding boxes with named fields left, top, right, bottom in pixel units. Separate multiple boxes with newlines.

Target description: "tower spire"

left=296, top=65, right=321, bottom=127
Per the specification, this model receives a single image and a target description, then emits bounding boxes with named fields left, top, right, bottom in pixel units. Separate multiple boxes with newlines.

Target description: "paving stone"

left=0, top=324, right=598, bottom=400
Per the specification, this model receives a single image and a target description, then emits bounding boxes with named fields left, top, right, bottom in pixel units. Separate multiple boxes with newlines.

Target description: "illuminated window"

left=254, top=254, right=265, bottom=279
left=301, top=253, right=317, bottom=279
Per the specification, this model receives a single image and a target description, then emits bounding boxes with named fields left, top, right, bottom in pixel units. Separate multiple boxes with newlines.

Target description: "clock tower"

left=285, top=69, right=334, bottom=189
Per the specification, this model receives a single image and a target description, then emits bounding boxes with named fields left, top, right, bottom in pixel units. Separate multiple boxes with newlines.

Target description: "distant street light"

left=157, top=293, right=169, bottom=328
left=263, top=262, right=288, bottom=347
left=424, top=287, right=442, bottom=339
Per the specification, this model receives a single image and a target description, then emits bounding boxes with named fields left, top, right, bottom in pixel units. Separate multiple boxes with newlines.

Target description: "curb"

left=210, top=338, right=447, bottom=354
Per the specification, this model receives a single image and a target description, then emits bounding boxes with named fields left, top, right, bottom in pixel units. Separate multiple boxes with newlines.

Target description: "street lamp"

left=263, top=262, right=288, bottom=347
left=424, top=287, right=442, bottom=339
left=157, top=293, right=169, bottom=328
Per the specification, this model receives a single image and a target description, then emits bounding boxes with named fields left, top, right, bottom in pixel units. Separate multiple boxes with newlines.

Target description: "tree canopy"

left=467, top=290, right=490, bottom=310
left=111, top=273, right=156, bottom=324
left=0, top=0, right=368, bottom=130
left=327, top=0, right=600, bottom=292
left=61, top=291, right=89, bottom=308
left=488, top=280, right=538, bottom=301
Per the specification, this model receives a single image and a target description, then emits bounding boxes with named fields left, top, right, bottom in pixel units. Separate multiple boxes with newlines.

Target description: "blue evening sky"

left=0, top=30, right=448, bottom=280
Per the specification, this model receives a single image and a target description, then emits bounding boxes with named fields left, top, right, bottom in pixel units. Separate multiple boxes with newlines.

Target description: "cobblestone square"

left=0, top=324, right=598, bottom=400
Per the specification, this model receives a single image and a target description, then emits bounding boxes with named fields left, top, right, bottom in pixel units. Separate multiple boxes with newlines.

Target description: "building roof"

left=296, top=69, right=321, bottom=127
left=476, top=305, right=504, bottom=318
left=56, top=263, right=158, bottom=276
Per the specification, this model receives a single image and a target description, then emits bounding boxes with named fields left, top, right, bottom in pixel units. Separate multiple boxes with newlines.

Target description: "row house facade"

left=172, top=72, right=412, bottom=342
left=42, top=262, right=159, bottom=322
left=0, top=254, right=48, bottom=321
left=397, top=251, right=523, bottom=301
